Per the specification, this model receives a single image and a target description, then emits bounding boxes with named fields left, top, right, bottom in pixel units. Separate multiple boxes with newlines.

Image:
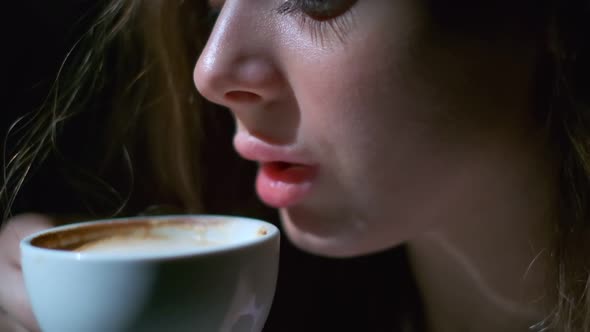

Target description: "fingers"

left=0, top=309, right=29, bottom=332
left=0, top=264, right=39, bottom=332
left=0, top=214, right=54, bottom=265
left=0, top=214, right=54, bottom=332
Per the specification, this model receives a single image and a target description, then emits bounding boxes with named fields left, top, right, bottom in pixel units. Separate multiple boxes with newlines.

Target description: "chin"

left=279, top=208, right=403, bottom=258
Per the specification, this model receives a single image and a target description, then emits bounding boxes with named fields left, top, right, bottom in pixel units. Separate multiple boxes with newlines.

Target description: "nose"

left=195, top=44, right=282, bottom=107
left=194, top=3, right=295, bottom=143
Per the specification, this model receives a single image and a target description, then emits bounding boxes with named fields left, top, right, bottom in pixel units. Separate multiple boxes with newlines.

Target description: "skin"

left=0, top=0, right=557, bottom=331
left=195, top=0, right=557, bottom=330
left=0, top=214, right=53, bottom=332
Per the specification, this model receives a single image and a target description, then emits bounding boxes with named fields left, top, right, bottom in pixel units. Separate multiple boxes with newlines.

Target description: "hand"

left=0, top=214, right=54, bottom=332
left=0, top=310, right=30, bottom=332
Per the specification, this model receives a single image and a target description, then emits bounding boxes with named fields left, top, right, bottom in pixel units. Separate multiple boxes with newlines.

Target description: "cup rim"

left=20, top=214, right=280, bottom=262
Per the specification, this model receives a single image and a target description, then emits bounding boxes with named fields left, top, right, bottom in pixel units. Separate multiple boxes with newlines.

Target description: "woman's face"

left=194, top=0, right=539, bottom=257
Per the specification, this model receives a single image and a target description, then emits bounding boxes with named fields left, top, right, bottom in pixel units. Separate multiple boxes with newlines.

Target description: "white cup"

left=20, top=215, right=280, bottom=332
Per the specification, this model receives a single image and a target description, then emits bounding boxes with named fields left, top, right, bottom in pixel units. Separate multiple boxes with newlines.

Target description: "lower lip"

left=256, top=162, right=317, bottom=208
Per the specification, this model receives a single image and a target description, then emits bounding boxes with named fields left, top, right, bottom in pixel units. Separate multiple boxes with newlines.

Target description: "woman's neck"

left=407, top=131, right=557, bottom=332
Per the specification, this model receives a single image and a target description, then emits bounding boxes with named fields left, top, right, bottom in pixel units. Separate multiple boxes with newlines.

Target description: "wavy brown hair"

left=3, top=0, right=590, bottom=330
left=2, top=0, right=209, bottom=218
left=543, top=1, right=590, bottom=330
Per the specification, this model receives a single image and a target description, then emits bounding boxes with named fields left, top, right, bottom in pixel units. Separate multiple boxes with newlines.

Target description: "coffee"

left=29, top=217, right=256, bottom=254
left=21, top=215, right=280, bottom=332
left=73, top=229, right=220, bottom=254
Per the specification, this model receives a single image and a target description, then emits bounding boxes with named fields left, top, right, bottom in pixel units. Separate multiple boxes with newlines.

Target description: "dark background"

left=3, top=3, right=421, bottom=331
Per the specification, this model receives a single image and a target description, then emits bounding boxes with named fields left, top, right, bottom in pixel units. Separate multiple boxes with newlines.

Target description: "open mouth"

left=256, top=162, right=318, bottom=208
left=260, top=161, right=317, bottom=184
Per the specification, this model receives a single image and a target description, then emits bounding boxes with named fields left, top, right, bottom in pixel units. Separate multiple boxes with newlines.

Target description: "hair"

left=2, top=0, right=212, bottom=218
left=2, top=0, right=590, bottom=331
left=543, top=1, right=590, bottom=330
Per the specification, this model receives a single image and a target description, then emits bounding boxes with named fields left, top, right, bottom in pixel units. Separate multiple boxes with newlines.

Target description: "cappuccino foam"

left=74, top=235, right=219, bottom=254
left=29, top=216, right=269, bottom=254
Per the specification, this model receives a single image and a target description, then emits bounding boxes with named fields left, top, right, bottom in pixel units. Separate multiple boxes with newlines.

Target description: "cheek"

left=273, top=0, right=538, bottom=256
left=292, top=49, right=448, bottom=232
left=288, top=21, right=492, bottom=230
left=293, top=30, right=452, bottom=176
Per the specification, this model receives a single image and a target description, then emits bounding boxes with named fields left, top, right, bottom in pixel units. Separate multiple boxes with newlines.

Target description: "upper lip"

left=233, top=131, right=312, bottom=165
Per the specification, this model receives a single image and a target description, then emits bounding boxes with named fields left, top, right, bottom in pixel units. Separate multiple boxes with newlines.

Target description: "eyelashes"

left=276, top=0, right=358, bottom=45
left=206, top=0, right=358, bottom=45
left=276, top=0, right=357, bottom=21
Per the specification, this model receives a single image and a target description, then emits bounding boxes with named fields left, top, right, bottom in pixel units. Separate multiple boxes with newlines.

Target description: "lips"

left=234, top=133, right=318, bottom=208
left=256, top=162, right=317, bottom=207
left=260, top=162, right=316, bottom=183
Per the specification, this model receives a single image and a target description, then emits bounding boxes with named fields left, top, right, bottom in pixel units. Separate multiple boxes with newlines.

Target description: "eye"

left=277, top=0, right=358, bottom=44
left=278, top=0, right=358, bottom=21
left=298, top=0, right=357, bottom=21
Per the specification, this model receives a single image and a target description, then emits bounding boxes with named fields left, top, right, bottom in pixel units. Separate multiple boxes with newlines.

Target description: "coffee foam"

left=74, top=234, right=219, bottom=254
left=30, top=217, right=238, bottom=253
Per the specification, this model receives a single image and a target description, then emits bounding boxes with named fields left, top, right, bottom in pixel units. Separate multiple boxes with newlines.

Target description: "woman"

left=2, top=0, right=589, bottom=330
left=194, top=0, right=579, bottom=330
